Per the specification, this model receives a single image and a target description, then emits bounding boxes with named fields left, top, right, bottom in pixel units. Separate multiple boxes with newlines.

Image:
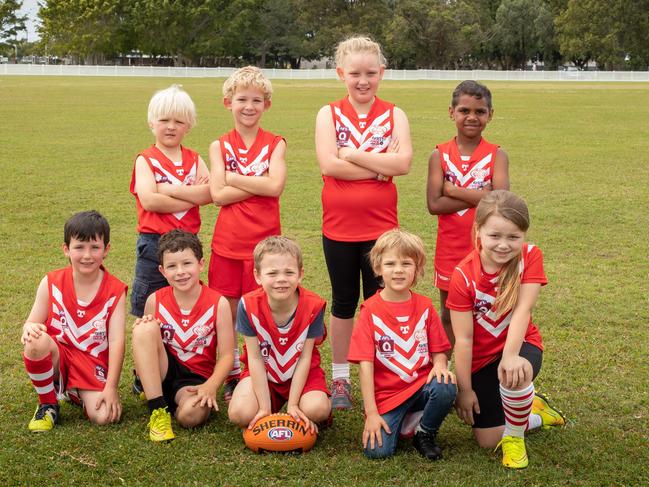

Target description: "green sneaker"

left=148, top=407, right=175, bottom=442
left=496, top=435, right=528, bottom=469
left=28, top=404, right=59, bottom=432
left=532, top=391, right=566, bottom=429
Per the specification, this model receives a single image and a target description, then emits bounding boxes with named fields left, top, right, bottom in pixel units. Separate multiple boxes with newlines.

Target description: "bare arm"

left=339, top=107, right=412, bottom=177
left=286, top=338, right=317, bottom=431
left=134, top=156, right=195, bottom=213
left=359, top=360, right=391, bottom=449
left=426, top=150, right=472, bottom=215
left=315, top=105, right=378, bottom=181
left=156, top=156, right=212, bottom=206
left=224, top=140, right=286, bottom=197
left=451, top=309, right=480, bottom=425
left=21, top=277, right=49, bottom=344
left=208, top=140, right=254, bottom=206
left=243, top=335, right=272, bottom=428
left=442, top=148, right=510, bottom=205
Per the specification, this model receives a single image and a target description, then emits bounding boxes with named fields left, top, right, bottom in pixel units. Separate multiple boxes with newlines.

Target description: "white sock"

left=500, top=382, right=535, bottom=438
left=332, top=363, right=349, bottom=381
left=528, top=413, right=542, bottom=431
left=229, top=348, right=241, bottom=377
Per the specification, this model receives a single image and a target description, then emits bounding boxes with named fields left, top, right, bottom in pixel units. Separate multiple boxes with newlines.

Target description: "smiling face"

left=64, top=236, right=109, bottom=276
left=336, top=51, right=384, bottom=110
left=377, top=249, right=417, bottom=302
left=159, top=248, right=204, bottom=293
left=150, top=114, right=190, bottom=150
left=477, top=214, right=525, bottom=273
left=225, top=86, right=270, bottom=131
left=449, top=94, right=493, bottom=140
left=254, top=252, right=303, bottom=305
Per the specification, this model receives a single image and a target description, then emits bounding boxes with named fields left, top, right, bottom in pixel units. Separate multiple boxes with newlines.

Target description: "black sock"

left=147, top=396, right=168, bottom=413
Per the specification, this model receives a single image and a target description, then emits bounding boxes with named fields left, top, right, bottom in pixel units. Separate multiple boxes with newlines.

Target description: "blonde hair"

left=222, top=66, right=273, bottom=101
left=253, top=236, right=303, bottom=271
left=147, top=84, right=196, bottom=129
left=474, top=190, right=530, bottom=316
left=334, top=35, right=386, bottom=67
left=370, top=229, right=426, bottom=286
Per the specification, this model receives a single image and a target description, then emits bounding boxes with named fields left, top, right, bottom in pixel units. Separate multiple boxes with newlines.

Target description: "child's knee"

left=363, top=438, right=396, bottom=459
left=86, top=407, right=115, bottom=426
left=300, top=395, right=331, bottom=422
left=428, top=378, right=457, bottom=407
left=132, top=320, right=160, bottom=343
left=23, top=334, right=52, bottom=359
left=176, top=403, right=210, bottom=428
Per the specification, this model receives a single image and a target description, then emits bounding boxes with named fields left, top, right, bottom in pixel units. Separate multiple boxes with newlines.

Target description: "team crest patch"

left=474, top=299, right=491, bottom=318
left=400, top=325, right=410, bottom=335
left=249, top=161, right=269, bottom=176
left=336, top=126, right=351, bottom=147
left=95, top=365, right=107, bottom=383
left=58, top=311, right=69, bottom=329
left=225, top=155, right=239, bottom=172
left=160, top=323, right=175, bottom=343
left=260, top=341, right=271, bottom=361
left=184, top=174, right=196, bottom=185
left=378, top=335, right=394, bottom=357
left=77, top=310, right=86, bottom=318
left=155, top=175, right=170, bottom=184
left=295, top=341, right=304, bottom=352
left=470, top=168, right=489, bottom=180
left=415, top=330, right=428, bottom=355
left=444, top=171, right=458, bottom=184
left=92, top=319, right=107, bottom=342
left=369, top=125, right=387, bottom=147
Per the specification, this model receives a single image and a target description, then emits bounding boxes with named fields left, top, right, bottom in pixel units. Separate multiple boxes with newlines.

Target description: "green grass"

left=1, top=76, right=648, bottom=486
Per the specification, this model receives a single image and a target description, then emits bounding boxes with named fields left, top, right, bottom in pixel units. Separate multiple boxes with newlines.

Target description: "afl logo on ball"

left=268, top=427, right=294, bottom=441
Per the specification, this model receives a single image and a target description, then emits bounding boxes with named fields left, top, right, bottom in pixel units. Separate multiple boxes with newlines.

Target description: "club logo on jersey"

left=462, top=164, right=469, bottom=171
left=445, top=171, right=458, bottom=184
left=470, top=168, right=489, bottom=180
left=296, top=341, right=304, bottom=352
left=77, top=310, right=86, bottom=318
left=194, top=324, right=211, bottom=337
left=92, top=319, right=107, bottom=343
left=279, top=337, right=288, bottom=346
left=184, top=175, right=196, bottom=186
left=156, top=175, right=170, bottom=184
left=58, top=312, right=68, bottom=329
left=95, top=365, right=107, bottom=383
left=160, top=323, right=175, bottom=343
left=474, top=299, right=491, bottom=318
left=369, top=125, right=387, bottom=147
left=400, top=325, right=410, bottom=335
left=415, top=330, right=429, bottom=355
left=225, top=155, right=239, bottom=172
left=260, top=340, right=271, bottom=360
left=378, top=335, right=394, bottom=357
left=469, top=180, right=487, bottom=190
left=176, top=168, right=185, bottom=176
left=336, top=126, right=351, bottom=147
left=359, top=121, right=366, bottom=129
left=249, top=161, right=269, bottom=175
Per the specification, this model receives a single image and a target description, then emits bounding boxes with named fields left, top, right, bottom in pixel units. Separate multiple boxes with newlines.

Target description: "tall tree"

left=0, top=0, right=27, bottom=45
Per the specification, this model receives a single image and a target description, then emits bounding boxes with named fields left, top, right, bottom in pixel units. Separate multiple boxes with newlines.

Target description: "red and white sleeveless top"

left=240, top=287, right=326, bottom=385
left=154, top=284, right=222, bottom=379
left=322, top=96, right=398, bottom=241
left=211, top=128, right=284, bottom=259
left=130, top=145, right=202, bottom=235
left=446, top=245, right=547, bottom=373
left=348, top=292, right=450, bottom=414
left=434, top=137, right=499, bottom=279
left=46, top=266, right=127, bottom=368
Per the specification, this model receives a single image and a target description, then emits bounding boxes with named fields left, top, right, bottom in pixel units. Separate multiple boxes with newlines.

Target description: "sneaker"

left=331, top=378, right=352, bottom=410
left=532, top=391, right=566, bottom=429
left=132, top=370, right=145, bottom=401
left=413, top=430, right=443, bottom=460
left=223, top=378, right=239, bottom=403
left=28, top=404, right=59, bottom=432
left=148, top=407, right=175, bottom=442
left=496, top=436, right=528, bottom=469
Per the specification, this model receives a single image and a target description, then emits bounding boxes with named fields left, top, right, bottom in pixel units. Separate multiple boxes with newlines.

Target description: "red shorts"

left=434, top=269, right=452, bottom=292
left=208, top=253, right=259, bottom=299
left=241, top=366, right=330, bottom=413
left=56, top=341, right=108, bottom=393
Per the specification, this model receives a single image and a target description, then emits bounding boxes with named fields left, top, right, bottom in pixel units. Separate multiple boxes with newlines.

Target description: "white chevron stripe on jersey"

left=158, top=303, right=214, bottom=344
left=222, top=141, right=238, bottom=162
left=358, top=125, right=392, bottom=152
left=442, top=153, right=493, bottom=187
left=371, top=309, right=428, bottom=352
left=333, top=106, right=363, bottom=143
left=149, top=158, right=196, bottom=220
left=474, top=288, right=512, bottom=337
left=375, top=348, right=420, bottom=383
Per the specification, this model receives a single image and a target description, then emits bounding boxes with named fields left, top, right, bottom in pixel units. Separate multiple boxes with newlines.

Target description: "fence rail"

left=2, top=63, right=649, bottom=81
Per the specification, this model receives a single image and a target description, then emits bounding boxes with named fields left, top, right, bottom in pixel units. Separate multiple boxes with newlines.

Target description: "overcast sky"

left=18, top=0, right=40, bottom=41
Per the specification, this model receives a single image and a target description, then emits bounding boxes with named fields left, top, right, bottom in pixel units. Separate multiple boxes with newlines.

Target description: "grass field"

left=1, top=76, right=648, bottom=486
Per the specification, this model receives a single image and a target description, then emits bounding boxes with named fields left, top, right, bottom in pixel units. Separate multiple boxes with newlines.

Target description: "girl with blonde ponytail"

left=446, top=190, right=565, bottom=469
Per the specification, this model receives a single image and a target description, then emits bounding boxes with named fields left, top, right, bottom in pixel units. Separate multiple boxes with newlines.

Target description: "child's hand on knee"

left=21, top=322, right=46, bottom=344
left=363, top=412, right=391, bottom=450
left=287, top=404, right=317, bottom=434
left=96, top=386, right=122, bottom=423
left=498, top=355, right=532, bottom=389
left=187, top=383, right=219, bottom=411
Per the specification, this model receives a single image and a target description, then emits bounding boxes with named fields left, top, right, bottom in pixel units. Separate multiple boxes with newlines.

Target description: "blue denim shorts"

left=130, top=233, right=168, bottom=317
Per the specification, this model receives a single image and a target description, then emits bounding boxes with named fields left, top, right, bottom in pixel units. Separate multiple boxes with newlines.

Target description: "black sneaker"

left=28, top=403, right=60, bottom=432
left=413, top=430, right=443, bottom=460
left=132, top=369, right=145, bottom=400
left=223, top=378, right=239, bottom=403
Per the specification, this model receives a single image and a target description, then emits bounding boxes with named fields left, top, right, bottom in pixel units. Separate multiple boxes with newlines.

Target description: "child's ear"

left=264, top=99, right=272, bottom=111
left=253, top=268, right=262, bottom=285
left=223, top=97, right=232, bottom=110
left=103, top=242, right=111, bottom=257
left=198, top=257, right=205, bottom=272
left=378, top=64, right=385, bottom=80
left=336, top=66, right=345, bottom=80
left=488, top=108, right=494, bottom=122
left=62, top=243, right=70, bottom=257
left=448, top=106, right=455, bottom=119
left=298, top=267, right=305, bottom=282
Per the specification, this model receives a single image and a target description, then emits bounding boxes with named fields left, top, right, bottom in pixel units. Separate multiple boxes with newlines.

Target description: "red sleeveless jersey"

left=348, top=291, right=450, bottom=414
left=322, top=96, right=398, bottom=241
left=130, top=145, right=202, bottom=234
left=446, top=245, right=547, bottom=373
left=154, top=284, right=222, bottom=379
left=211, top=128, right=284, bottom=259
left=240, top=287, right=326, bottom=386
left=45, top=266, right=127, bottom=384
left=434, top=137, right=499, bottom=280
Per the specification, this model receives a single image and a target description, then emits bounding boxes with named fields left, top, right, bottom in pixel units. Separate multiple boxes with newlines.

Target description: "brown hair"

left=370, top=229, right=426, bottom=286
left=157, top=229, right=203, bottom=264
left=253, top=236, right=303, bottom=271
left=474, top=190, right=530, bottom=316
left=451, top=80, right=493, bottom=110
left=222, top=66, right=273, bottom=101
left=64, top=210, right=110, bottom=246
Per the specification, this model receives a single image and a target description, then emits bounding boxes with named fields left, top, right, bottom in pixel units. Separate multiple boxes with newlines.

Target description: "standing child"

left=348, top=229, right=456, bottom=459
left=209, top=67, right=287, bottom=401
left=228, top=237, right=331, bottom=433
left=21, top=211, right=127, bottom=431
left=427, top=80, right=509, bottom=348
left=130, top=85, right=211, bottom=318
left=315, top=36, right=413, bottom=409
left=448, top=190, right=565, bottom=469
left=132, top=230, right=234, bottom=442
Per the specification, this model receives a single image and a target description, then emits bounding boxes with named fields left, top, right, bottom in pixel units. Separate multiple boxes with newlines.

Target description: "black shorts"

left=472, top=342, right=543, bottom=429
left=322, top=235, right=380, bottom=319
left=162, top=348, right=206, bottom=414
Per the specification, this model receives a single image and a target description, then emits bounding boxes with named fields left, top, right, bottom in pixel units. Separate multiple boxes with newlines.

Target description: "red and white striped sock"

left=24, top=353, right=58, bottom=405
left=500, top=382, right=534, bottom=438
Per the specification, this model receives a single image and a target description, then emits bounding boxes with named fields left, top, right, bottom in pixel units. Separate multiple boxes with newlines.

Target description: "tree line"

left=2, top=0, right=649, bottom=70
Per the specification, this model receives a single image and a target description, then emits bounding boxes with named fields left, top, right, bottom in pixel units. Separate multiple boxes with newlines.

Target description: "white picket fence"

left=2, top=63, right=649, bottom=81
